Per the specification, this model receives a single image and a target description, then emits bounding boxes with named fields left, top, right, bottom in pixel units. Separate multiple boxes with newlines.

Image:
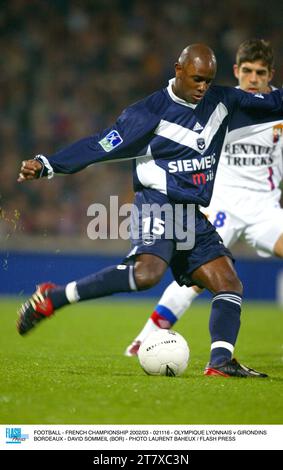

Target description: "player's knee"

left=232, top=277, right=243, bottom=295
left=219, top=274, right=243, bottom=295
left=273, top=233, right=283, bottom=257
left=134, top=260, right=166, bottom=290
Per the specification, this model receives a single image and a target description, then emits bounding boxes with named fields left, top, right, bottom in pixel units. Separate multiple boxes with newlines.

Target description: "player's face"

left=233, top=60, right=274, bottom=93
left=174, top=59, right=216, bottom=104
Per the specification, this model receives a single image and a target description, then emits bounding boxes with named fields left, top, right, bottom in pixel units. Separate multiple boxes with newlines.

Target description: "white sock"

left=135, top=318, right=160, bottom=342
left=65, top=281, right=80, bottom=303
left=158, top=281, right=200, bottom=319
left=135, top=282, right=200, bottom=342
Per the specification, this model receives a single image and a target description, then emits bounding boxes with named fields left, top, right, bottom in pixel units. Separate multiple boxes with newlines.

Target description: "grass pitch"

left=0, top=298, right=282, bottom=424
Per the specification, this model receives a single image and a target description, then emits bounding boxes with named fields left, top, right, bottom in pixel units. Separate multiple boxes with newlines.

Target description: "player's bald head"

left=173, top=44, right=217, bottom=104
left=178, top=43, right=217, bottom=70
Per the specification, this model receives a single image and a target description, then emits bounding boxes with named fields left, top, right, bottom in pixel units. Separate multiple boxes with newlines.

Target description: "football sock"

left=134, top=318, right=161, bottom=343
left=135, top=283, right=200, bottom=342
left=209, top=291, right=242, bottom=365
left=135, top=306, right=177, bottom=343
left=151, top=306, right=178, bottom=328
left=157, top=281, right=200, bottom=318
left=49, top=264, right=137, bottom=309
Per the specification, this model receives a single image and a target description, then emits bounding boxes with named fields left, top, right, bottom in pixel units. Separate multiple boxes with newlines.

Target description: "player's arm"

left=230, top=86, right=283, bottom=111
left=17, top=101, right=161, bottom=182
left=218, top=86, right=283, bottom=142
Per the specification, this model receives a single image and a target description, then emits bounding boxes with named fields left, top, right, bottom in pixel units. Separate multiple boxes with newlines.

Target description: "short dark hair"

left=236, top=39, right=274, bottom=70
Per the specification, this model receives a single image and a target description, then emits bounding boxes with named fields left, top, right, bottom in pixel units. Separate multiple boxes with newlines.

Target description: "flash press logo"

left=6, top=427, right=29, bottom=444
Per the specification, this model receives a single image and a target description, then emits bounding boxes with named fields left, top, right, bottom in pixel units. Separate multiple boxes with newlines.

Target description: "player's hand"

left=17, top=159, right=43, bottom=182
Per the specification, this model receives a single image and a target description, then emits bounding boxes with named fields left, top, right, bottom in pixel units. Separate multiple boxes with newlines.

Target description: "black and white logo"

left=193, top=122, right=204, bottom=131
left=142, top=234, right=156, bottom=246
left=196, top=138, right=205, bottom=150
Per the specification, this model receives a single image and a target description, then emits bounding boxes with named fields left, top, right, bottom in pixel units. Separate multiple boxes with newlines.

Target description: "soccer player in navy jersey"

left=125, top=39, right=283, bottom=361
left=17, top=43, right=283, bottom=377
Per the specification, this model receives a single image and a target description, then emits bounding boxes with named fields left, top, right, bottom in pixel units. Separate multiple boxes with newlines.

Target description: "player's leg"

left=191, top=255, right=243, bottom=366
left=274, top=233, right=283, bottom=256
left=17, top=253, right=168, bottom=335
left=17, top=188, right=175, bottom=335
left=170, top=208, right=267, bottom=378
left=189, top=256, right=267, bottom=377
left=191, top=257, right=268, bottom=377
left=244, top=204, right=283, bottom=258
left=125, top=203, right=240, bottom=356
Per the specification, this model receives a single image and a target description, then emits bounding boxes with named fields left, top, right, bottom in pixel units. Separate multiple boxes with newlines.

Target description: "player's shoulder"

left=207, top=85, right=239, bottom=100
left=198, top=86, right=236, bottom=110
left=126, top=88, right=170, bottom=118
left=205, top=85, right=250, bottom=110
left=117, top=89, right=168, bottom=130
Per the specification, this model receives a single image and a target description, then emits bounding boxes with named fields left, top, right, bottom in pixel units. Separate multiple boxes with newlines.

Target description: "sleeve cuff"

left=34, top=155, right=54, bottom=179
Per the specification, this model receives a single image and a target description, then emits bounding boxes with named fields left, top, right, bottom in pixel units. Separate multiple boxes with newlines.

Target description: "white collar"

left=167, top=78, right=197, bottom=109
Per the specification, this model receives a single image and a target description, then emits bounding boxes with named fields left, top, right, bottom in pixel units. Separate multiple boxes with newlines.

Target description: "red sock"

left=150, top=311, right=172, bottom=329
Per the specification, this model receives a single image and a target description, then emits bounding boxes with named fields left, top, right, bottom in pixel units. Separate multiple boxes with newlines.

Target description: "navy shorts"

left=125, top=188, right=233, bottom=287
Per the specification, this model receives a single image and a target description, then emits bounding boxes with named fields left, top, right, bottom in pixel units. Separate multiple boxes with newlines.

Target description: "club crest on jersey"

left=196, top=138, right=205, bottom=150
left=99, top=130, right=123, bottom=152
left=142, top=234, right=156, bottom=246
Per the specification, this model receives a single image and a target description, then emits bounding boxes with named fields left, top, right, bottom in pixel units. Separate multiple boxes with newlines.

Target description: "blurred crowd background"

left=0, top=0, right=282, bottom=250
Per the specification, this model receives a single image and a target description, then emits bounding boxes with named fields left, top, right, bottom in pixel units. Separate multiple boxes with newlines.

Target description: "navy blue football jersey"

left=43, top=79, right=283, bottom=206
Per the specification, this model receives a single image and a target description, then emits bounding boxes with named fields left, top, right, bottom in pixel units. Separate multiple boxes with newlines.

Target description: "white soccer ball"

left=138, top=329, right=190, bottom=377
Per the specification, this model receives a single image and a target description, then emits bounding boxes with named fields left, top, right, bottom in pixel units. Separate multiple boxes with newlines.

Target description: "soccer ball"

left=138, top=330, right=189, bottom=377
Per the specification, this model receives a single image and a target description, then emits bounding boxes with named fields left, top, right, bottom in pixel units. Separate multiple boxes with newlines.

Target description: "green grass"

left=0, top=298, right=282, bottom=424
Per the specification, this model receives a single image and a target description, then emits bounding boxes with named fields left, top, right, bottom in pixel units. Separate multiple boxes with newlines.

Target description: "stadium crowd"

left=1, top=0, right=282, bottom=239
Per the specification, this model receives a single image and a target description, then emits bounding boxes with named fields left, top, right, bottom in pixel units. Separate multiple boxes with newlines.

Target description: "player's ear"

left=233, top=64, right=239, bottom=79
left=268, top=68, right=275, bottom=83
left=175, top=62, right=183, bottom=78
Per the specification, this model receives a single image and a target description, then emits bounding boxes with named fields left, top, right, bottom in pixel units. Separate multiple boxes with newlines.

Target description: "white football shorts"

left=201, top=187, right=283, bottom=257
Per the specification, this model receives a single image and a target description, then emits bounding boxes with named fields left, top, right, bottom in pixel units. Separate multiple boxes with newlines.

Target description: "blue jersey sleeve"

left=206, top=86, right=283, bottom=137
left=45, top=100, right=161, bottom=174
left=208, top=85, right=283, bottom=113
left=228, top=86, right=283, bottom=111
